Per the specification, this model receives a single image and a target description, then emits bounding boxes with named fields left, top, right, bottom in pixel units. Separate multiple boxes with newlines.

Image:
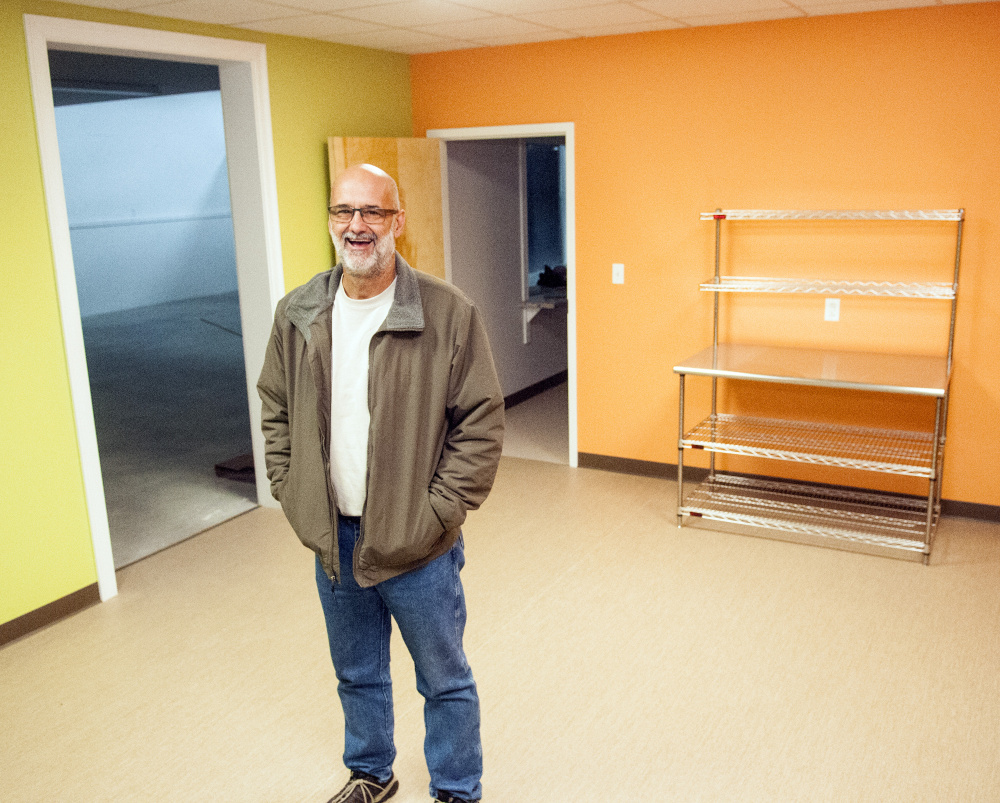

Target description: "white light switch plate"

left=612, top=263, right=625, bottom=284
left=825, top=298, right=840, bottom=321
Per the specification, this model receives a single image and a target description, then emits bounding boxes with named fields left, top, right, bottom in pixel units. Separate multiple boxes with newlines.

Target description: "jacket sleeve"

left=256, top=313, right=291, bottom=502
left=428, top=304, right=505, bottom=529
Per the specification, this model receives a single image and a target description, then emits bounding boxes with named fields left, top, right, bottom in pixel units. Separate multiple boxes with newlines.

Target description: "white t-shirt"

left=329, top=278, right=396, bottom=516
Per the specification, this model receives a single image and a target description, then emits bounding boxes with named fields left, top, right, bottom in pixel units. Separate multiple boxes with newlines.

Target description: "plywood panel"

left=328, top=137, right=446, bottom=279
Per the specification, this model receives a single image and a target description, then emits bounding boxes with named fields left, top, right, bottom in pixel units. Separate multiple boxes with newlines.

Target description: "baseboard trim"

left=578, top=452, right=677, bottom=479
left=941, top=499, right=1000, bottom=522
left=0, top=583, right=101, bottom=647
left=577, top=453, right=1000, bottom=523
left=504, top=370, right=568, bottom=410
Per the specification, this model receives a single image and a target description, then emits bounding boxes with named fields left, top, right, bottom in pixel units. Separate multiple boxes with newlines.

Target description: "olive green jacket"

left=257, top=255, right=504, bottom=587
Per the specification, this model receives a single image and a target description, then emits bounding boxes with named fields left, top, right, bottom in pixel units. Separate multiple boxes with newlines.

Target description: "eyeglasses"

left=328, top=205, right=399, bottom=224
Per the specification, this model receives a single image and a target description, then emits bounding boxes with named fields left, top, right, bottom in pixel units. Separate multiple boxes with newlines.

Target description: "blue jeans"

left=315, top=516, right=482, bottom=801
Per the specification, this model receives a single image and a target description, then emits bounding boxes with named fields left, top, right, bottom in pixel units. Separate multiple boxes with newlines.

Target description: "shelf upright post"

left=677, top=372, right=686, bottom=527
left=924, top=397, right=944, bottom=564
left=710, top=210, right=722, bottom=480
left=947, top=211, right=964, bottom=376
left=713, top=210, right=722, bottom=357
left=933, top=210, right=963, bottom=558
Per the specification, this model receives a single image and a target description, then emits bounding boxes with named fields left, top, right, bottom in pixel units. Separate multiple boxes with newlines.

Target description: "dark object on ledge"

left=215, top=453, right=255, bottom=483
left=537, top=264, right=566, bottom=288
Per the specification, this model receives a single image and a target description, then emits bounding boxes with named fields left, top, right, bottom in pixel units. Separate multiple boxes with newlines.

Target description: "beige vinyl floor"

left=3, top=457, right=1000, bottom=802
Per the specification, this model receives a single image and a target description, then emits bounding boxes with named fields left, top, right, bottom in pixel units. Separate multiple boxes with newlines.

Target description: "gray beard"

left=335, top=232, right=395, bottom=280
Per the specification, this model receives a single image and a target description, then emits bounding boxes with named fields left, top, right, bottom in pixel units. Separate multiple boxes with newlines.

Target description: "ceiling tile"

left=334, top=0, right=493, bottom=26
left=677, top=7, right=805, bottom=26
left=277, top=0, right=402, bottom=10
left=574, top=18, right=686, bottom=36
left=520, top=3, right=669, bottom=30
left=62, top=0, right=176, bottom=9
left=634, top=0, right=795, bottom=17
left=466, top=28, right=578, bottom=47
left=136, top=0, right=302, bottom=25
left=414, top=14, right=560, bottom=39
left=793, top=0, right=935, bottom=11
left=450, top=0, right=602, bottom=12
left=238, top=13, right=387, bottom=37
left=328, top=27, right=473, bottom=52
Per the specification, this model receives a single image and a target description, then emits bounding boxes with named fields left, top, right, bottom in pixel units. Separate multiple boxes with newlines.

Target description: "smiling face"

left=329, top=165, right=406, bottom=298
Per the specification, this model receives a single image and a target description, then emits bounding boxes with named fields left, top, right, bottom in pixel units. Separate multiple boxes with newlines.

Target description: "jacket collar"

left=285, top=252, right=424, bottom=341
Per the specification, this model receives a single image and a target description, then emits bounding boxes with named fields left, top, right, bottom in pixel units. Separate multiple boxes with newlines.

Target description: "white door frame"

left=24, top=14, right=285, bottom=602
left=428, top=123, right=577, bottom=467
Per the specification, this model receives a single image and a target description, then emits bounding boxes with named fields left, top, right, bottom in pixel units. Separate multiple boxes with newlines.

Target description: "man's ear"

left=393, top=209, right=406, bottom=238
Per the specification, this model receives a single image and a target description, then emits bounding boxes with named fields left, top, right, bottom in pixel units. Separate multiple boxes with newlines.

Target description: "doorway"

left=25, top=15, right=285, bottom=600
left=512, top=137, right=569, bottom=464
left=51, top=52, right=257, bottom=568
left=430, top=123, right=577, bottom=467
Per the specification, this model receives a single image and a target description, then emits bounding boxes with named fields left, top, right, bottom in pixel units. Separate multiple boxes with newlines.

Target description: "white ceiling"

left=71, top=0, right=982, bottom=53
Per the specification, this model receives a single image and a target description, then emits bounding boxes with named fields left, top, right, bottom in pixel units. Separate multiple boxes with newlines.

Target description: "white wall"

left=55, top=90, right=238, bottom=317
left=447, top=138, right=568, bottom=398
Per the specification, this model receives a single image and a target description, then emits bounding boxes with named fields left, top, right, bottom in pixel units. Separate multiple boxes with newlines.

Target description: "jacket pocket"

left=362, top=489, right=451, bottom=569
left=428, top=485, right=465, bottom=533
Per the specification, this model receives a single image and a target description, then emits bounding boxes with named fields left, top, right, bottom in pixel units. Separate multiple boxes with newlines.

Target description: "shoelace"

left=332, top=776, right=382, bottom=803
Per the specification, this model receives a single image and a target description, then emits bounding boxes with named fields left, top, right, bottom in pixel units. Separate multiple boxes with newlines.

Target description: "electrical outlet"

left=612, top=263, right=625, bottom=284
left=825, top=298, right=840, bottom=321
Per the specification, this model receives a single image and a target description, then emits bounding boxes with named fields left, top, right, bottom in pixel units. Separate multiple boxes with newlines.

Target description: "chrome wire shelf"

left=700, top=209, right=964, bottom=221
left=699, top=277, right=956, bottom=298
left=682, top=414, right=936, bottom=476
left=676, top=206, right=962, bottom=562
left=679, top=474, right=935, bottom=556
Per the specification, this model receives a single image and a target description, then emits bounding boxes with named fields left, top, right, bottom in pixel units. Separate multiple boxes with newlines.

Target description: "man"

left=257, top=164, right=504, bottom=803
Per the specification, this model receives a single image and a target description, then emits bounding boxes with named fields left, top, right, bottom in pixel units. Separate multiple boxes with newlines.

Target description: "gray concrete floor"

left=81, top=292, right=257, bottom=568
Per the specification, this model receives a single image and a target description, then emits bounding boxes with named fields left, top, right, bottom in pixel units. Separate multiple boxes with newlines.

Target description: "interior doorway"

left=430, top=123, right=577, bottom=467
left=510, top=136, right=569, bottom=464
left=25, top=15, right=285, bottom=601
left=51, top=52, right=257, bottom=568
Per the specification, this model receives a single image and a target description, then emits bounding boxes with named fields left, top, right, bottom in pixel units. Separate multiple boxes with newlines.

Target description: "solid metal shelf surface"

left=673, top=344, right=949, bottom=397
left=699, top=277, right=956, bottom=299
left=682, top=414, right=935, bottom=476
left=679, top=474, right=934, bottom=558
left=700, top=209, right=964, bottom=221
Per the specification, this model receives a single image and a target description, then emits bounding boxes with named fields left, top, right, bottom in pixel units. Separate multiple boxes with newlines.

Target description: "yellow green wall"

left=0, top=1, right=411, bottom=626
left=412, top=3, right=1000, bottom=507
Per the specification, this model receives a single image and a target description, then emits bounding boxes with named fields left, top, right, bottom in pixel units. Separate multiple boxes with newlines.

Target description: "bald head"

left=331, top=163, right=400, bottom=211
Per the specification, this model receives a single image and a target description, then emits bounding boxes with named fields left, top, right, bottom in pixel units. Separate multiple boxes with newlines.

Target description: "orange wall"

left=411, top=3, right=1000, bottom=506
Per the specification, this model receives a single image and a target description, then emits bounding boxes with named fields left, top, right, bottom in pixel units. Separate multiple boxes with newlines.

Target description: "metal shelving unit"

left=674, top=209, right=964, bottom=563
